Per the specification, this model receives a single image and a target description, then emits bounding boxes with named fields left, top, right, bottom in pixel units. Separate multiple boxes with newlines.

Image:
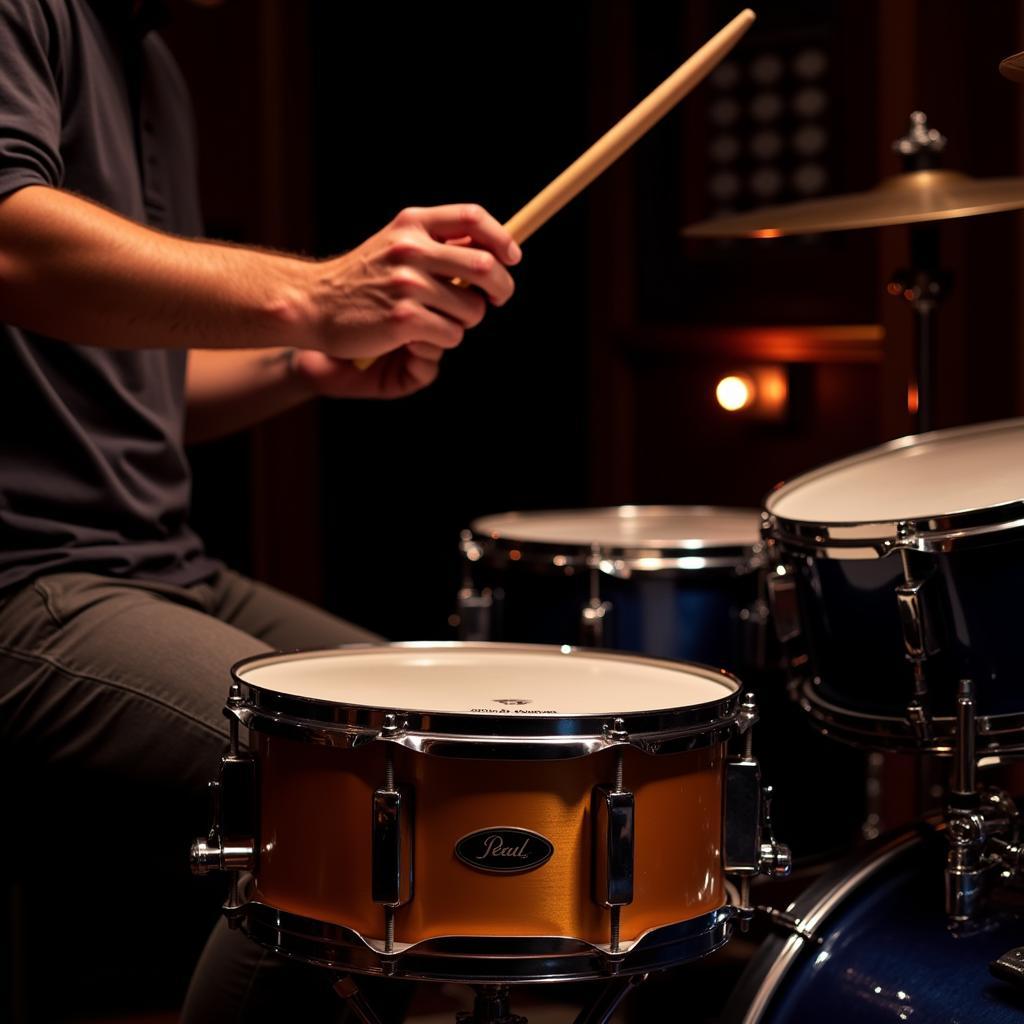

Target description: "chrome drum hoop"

left=762, top=418, right=1024, bottom=559
left=466, top=505, right=765, bottom=576
left=793, top=676, right=1024, bottom=757
left=239, top=898, right=736, bottom=983
left=229, top=642, right=745, bottom=759
left=764, top=507, right=1024, bottom=560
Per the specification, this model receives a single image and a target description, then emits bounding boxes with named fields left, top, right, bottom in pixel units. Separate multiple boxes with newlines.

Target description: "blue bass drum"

left=764, top=418, right=1024, bottom=756
left=723, top=819, right=1024, bottom=1024
left=458, top=506, right=765, bottom=671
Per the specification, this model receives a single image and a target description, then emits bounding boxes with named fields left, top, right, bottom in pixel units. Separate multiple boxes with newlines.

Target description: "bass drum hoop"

left=722, top=819, right=943, bottom=1024
left=793, top=676, right=1024, bottom=757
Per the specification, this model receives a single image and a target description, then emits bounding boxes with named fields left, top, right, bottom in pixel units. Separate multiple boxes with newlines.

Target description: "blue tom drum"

left=457, top=506, right=766, bottom=672
left=764, top=418, right=1024, bottom=756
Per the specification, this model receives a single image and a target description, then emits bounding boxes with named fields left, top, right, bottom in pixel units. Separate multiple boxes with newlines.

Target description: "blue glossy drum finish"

left=473, top=561, right=760, bottom=670
left=724, top=822, right=1024, bottom=1024
left=461, top=507, right=766, bottom=673
left=786, top=535, right=1024, bottom=720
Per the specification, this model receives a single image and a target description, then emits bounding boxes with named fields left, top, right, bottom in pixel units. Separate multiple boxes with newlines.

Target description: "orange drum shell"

left=254, top=734, right=724, bottom=946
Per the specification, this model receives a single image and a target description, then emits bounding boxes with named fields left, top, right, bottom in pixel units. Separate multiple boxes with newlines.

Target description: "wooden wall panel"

left=164, top=1, right=323, bottom=602
left=163, top=0, right=1024, bottom=621
left=588, top=0, right=1024, bottom=509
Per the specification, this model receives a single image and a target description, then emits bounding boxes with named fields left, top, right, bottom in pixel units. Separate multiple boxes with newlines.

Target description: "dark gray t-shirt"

left=0, top=0, right=218, bottom=591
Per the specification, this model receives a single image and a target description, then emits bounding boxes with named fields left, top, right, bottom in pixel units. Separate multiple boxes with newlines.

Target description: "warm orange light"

left=716, top=374, right=755, bottom=412
left=758, top=367, right=788, bottom=410
left=715, top=366, right=789, bottom=420
left=752, top=228, right=783, bottom=239
left=907, top=382, right=919, bottom=415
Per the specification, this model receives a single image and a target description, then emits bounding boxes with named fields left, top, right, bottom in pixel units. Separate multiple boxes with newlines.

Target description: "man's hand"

left=292, top=345, right=444, bottom=400
left=305, top=204, right=521, bottom=362
left=0, top=189, right=520, bottom=362
left=0, top=189, right=522, bottom=441
left=184, top=343, right=445, bottom=442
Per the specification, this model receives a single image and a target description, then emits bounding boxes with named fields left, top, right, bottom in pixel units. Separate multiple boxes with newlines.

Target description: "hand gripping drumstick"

left=353, top=8, right=756, bottom=370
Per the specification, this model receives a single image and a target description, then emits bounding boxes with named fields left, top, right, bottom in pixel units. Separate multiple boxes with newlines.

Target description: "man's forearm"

left=0, top=185, right=316, bottom=351
left=185, top=347, right=313, bottom=443
left=0, top=192, right=520, bottom=366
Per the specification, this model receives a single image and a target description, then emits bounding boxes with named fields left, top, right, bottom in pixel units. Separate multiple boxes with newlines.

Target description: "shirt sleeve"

left=0, top=0, right=65, bottom=200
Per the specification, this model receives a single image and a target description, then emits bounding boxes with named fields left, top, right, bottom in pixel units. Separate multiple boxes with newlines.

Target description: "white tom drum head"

left=472, top=506, right=761, bottom=551
left=766, top=418, right=1024, bottom=525
left=235, top=644, right=738, bottom=717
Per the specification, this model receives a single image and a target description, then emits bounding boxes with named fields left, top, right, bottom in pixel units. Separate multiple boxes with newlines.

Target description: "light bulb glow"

left=716, top=374, right=755, bottom=412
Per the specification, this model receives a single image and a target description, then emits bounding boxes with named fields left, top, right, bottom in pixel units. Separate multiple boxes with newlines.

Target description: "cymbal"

left=1001, top=50, right=1024, bottom=83
left=683, top=169, right=1024, bottom=238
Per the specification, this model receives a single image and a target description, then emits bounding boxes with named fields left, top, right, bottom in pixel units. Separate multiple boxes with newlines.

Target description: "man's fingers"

left=392, top=301, right=465, bottom=350
left=400, top=352, right=441, bottom=390
left=404, top=341, right=445, bottom=361
left=409, top=240, right=515, bottom=307
left=375, top=347, right=440, bottom=396
left=390, top=266, right=488, bottom=325
left=395, top=204, right=522, bottom=265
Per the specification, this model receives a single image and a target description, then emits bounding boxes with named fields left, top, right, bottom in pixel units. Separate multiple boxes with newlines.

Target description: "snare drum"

left=192, top=643, right=786, bottom=982
left=459, top=506, right=765, bottom=669
left=765, top=418, right=1024, bottom=755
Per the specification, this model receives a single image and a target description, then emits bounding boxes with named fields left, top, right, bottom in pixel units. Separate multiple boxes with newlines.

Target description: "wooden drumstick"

left=353, top=8, right=756, bottom=370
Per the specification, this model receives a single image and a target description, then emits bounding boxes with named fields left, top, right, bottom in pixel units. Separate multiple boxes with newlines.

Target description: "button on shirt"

left=0, top=0, right=218, bottom=591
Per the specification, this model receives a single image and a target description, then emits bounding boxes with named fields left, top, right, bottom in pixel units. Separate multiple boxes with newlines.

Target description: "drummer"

left=0, top=0, right=519, bottom=1019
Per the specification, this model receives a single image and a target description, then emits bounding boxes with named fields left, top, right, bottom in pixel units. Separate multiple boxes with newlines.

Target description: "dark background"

left=161, top=10, right=1024, bottom=978
left=163, top=0, right=1024, bottom=641
left=162, top=0, right=1024, bottom=913
left=8, top=3, right=1024, bottom=1022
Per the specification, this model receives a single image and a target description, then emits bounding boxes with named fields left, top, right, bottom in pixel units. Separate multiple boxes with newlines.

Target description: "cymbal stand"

left=571, top=974, right=647, bottom=1023
left=333, top=977, right=646, bottom=1024
left=455, top=986, right=527, bottom=1024
left=889, top=225, right=949, bottom=434
left=888, top=113, right=952, bottom=435
left=333, top=977, right=386, bottom=1024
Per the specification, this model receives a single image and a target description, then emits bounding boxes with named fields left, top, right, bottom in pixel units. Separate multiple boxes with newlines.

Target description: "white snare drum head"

left=472, top=506, right=760, bottom=550
left=235, top=645, right=737, bottom=716
left=767, top=418, right=1024, bottom=524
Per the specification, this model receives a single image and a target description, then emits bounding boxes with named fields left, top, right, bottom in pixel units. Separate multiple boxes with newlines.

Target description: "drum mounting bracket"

left=945, top=680, right=1023, bottom=923
left=723, top=694, right=792, bottom=919
left=190, top=684, right=258, bottom=883
left=756, top=905, right=820, bottom=943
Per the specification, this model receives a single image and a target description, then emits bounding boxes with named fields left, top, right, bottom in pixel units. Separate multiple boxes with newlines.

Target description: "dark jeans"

left=0, top=569, right=409, bottom=1021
